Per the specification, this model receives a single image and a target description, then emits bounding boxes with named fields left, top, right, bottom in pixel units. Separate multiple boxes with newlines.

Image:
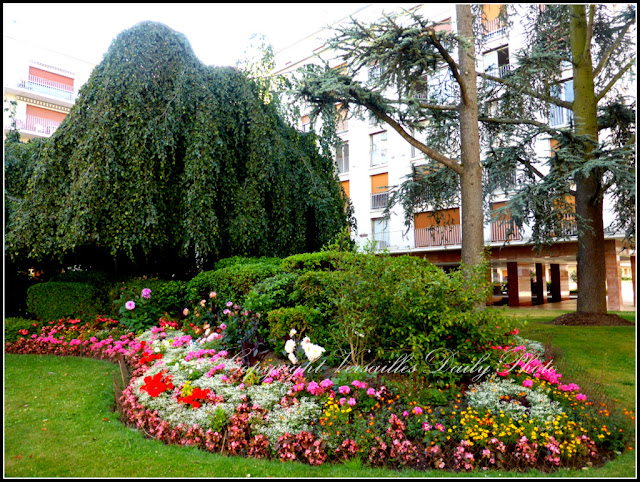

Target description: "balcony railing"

left=491, top=221, right=521, bottom=242
left=371, top=234, right=390, bottom=249
left=15, top=115, right=61, bottom=136
left=371, top=192, right=389, bottom=210
left=19, top=75, right=75, bottom=101
left=483, top=18, right=507, bottom=39
left=485, top=64, right=512, bottom=78
left=370, top=149, right=388, bottom=167
left=415, top=224, right=462, bottom=247
left=549, top=105, right=573, bottom=127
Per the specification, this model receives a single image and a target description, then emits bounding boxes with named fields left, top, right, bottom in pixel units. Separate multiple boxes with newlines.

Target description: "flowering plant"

left=283, top=330, right=325, bottom=365
left=114, top=287, right=164, bottom=334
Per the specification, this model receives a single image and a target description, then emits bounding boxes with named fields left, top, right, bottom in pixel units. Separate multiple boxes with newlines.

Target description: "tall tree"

left=296, top=5, right=487, bottom=273
left=476, top=4, right=635, bottom=313
left=5, top=21, right=350, bottom=274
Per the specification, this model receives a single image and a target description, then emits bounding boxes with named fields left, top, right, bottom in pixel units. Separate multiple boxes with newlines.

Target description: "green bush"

left=243, top=272, right=300, bottom=313
left=109, top=279, right=187, bottom=317
left=280, top=250, right=355, bottom=273
left=26, top=282, right=106, bottom=322
left=266, top=305, right=322, bottom=355
left=213, top=256, right=281, bottom=271
left=4, top=317, right=40, bottom=343
left=187, top=261, right=284, bottom=308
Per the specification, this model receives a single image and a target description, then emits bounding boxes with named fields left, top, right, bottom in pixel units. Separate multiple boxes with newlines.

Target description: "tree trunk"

left=456, top=5, right=485, bottom=271
left=570, top=5, right=608, bottom=313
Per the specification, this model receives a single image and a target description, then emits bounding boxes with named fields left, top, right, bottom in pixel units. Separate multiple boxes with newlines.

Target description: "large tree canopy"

left=5, top=22, right=351, bottom=271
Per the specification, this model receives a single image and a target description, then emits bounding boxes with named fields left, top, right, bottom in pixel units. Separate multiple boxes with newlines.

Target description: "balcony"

left=371, top=192, right=389, bottom=210
left=18, top=75, right=75, bottom=101
left=549, top=105, right=573, bottom=127
left=483, top=18, right=507, bottom=40
left=415, top=224, right=461, bottom=247
left=370, top=149, right=388, bottom=167
left=485, top=64, right=512, bottom=79
left=491, top=221, right=521, bottom=242
left=15, top=115, right=61, bottom=136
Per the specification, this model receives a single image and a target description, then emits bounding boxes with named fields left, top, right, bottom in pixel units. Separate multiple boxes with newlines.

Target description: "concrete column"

left=605, top=240, right=622, bottom=311
left=550, top=264, right=571, bottom=302
left=507, top=261, right=532, bottom=307
left=631, top=255, right=636, bottom=306
left=535, top=263, right=547, bottom=305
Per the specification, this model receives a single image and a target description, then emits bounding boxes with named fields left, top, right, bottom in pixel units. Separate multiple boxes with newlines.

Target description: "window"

left=336, top=141, right=349, bottom=174
left=371, top=173, right=389, bottom=210
left=372, top=218, right=389, bottom=248
left=368, top=64, right=382, bottom=82
left=549, top=80, right=574, bottom=127
left=301, top=115, right=311, bottom=132
left=484, top=47, right=510, bottom=78
left=370, top=131, right=388, bottom=167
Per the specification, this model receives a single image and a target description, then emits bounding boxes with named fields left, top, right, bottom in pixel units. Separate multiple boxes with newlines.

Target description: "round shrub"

left=243, top=272, right=300, bottom=313
left=266, top=305, right=322, bottom=354
left=26, top=282, right=106, bottom=322
left=187, top=260, right=284, bottom=309
left=281, top=251, right=355, bottom=273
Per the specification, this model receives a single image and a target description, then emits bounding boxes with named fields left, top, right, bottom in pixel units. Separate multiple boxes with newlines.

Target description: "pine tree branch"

left=426, top=29, right=467, bottom=105
left=593, top=17, right=636, bottom=79
left=476, top=71, right=574, bottom=109
left=417, top=101, right=459, bottom=111
left=478, top=116, right=565, bottom=135
left=595, top=59, right=635, bottom=103
left=364, top=100, right=464, bottom=175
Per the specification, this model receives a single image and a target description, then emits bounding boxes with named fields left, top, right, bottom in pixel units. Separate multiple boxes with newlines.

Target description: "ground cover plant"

left=5, top=255, right=635, bottom=475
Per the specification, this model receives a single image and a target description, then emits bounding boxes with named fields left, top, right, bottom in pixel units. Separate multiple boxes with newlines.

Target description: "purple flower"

left=141, top=288, right=152, bottom=299
left=125, top=300, right=136, bottom=310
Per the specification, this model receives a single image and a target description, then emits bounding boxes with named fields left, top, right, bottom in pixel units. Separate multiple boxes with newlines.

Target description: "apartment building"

left=274, top=4, right=636, bottom=310
left=3, top=36, right=94, bottom=141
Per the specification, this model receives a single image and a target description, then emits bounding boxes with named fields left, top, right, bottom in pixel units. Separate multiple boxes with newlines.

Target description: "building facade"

left=3, top=36, right=94, bottom=141
left=274, top=3, right=636, bottom=310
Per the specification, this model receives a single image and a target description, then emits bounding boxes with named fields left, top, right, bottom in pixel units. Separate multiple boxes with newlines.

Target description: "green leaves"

left=5, top=21, right=349, bottom=270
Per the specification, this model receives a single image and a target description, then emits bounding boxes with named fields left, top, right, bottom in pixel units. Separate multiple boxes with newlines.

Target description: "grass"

left=4, top=311, right=636, bottom=477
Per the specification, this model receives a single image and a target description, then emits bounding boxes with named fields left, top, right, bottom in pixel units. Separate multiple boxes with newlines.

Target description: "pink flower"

left=423, top=422, right=432, bottom=431
left=522, top=379, right=534, bottom=388
left=339, top=397, right=347, bottom=406
left=209, top=291, right=217, bottom=298
left=125, top=300, right=136, bottom=310
left=183, top=308, right=189, bottom=316
left=352, top=380, right=367, bottom=389
left=319, top=379, right=334, bottom=389
left=141, top=288, right=152, bottom=299
left=226, top=301, right=233, bottom=307
left=338, top=385, right=350, bottom=395
left=576, top=393, right=587, bottom=402
left=413, top=406, right=423, bottom=415
left=219, top=323, right=227, bottom=330
left=403, top=410, right=409, bottom=417
left=263, top=377, right=273, bottom=384
left=366, top=388, right=377, bottom=396
left=347, top=397, right=356, bottom=406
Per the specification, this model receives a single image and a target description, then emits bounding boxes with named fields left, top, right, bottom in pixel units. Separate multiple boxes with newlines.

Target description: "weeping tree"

left=476, top=4, right=636, bottom=313
left=296, top=5, right=487, bottom=275
left=5, top=22, right=351, bottom=275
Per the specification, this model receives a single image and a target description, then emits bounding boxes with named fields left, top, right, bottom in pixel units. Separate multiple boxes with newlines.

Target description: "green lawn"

left=4, top=312, right=636, bottom=477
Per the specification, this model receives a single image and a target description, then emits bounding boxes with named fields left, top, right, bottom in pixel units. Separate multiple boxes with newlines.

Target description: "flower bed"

left=5, top=309, right=632, bottom=473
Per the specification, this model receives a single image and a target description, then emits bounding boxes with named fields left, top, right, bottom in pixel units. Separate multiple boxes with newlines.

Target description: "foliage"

left=113, top=287, right=165, bottom=334
left=243, top=272, right=300, bottom=313
left=266, top=306, right=322, bottom=355
left=109, top=278, right=187, bottom=317
left=26, top=282, right=107, bottom=322
left=280, top=250, right=355, bottom=273
left=5, top=21, right=350, bottom=270
left=4, top=317, right=40, bottom=343
left=213, top=256, right=282, bottom=272
left=187, top=261, right=283, bottom=309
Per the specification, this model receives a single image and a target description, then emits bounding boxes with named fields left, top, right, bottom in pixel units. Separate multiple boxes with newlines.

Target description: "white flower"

left=301, top=336, right=311, bottom=346
left=303, top=343, right=326, bottom=363
left=289, top=329, right=297, bottom=337
left=284, top=339, right=296, bottom=354
left=288, top=353, right=299, bottom=364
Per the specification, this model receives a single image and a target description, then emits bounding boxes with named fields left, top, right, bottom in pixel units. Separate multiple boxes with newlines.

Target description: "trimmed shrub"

left=266, top=305, right=322, bottom=355
left=280, top=251, right=355, bottom=273
left=243, top=272, right=300, bottom=313
left=4, top=317, right=40, bottom=343
left=27, top=282, right=105, bottom=322
left=213, top=256, right=281, bottom=271
left=187, top=261, right=284, bottom=309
